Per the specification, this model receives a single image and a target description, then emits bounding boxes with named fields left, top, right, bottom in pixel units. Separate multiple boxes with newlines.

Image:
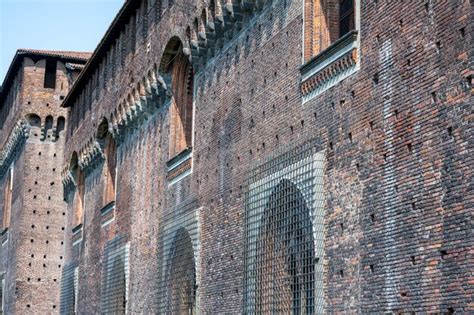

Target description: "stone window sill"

left=72, top=223, right=83, bottom=246
left=300, top=30, right=359, bottom=103
left=100, top=201, right=115, bottom=228
left=166, top=147, right=193, bottom=185
left=1, top=228, right=8, bottom=246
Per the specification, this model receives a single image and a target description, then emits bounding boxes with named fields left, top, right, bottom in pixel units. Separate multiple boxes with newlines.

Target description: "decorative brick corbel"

left=0, top=119, right=29, bottom=178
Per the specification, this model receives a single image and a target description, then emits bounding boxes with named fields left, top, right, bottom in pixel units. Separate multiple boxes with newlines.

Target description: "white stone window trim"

left=301, top=0, right=361, bottom=103
left=167, top=148, right=193, bottom=186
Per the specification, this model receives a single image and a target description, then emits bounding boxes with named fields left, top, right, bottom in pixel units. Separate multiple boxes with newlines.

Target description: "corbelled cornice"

left=78, top=140, right=105, bottom=176
left=0, top=119, right=30, bottom=178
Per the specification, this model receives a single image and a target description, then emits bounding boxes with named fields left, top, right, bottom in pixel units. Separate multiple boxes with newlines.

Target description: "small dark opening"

left=373, top=73, right=379, bottom=85
left=44, top=60, right=57, bottom=89
left=447, top=126, right=453, bottom=138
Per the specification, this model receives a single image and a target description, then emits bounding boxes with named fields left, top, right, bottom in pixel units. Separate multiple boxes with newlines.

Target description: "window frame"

left=301, top=0, right=360, bottom=102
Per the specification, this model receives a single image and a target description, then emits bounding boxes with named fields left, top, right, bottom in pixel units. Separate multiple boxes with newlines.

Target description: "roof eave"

left=0, top=50, right=90, bottom=108
left=62, top=0, right=141, bottom=108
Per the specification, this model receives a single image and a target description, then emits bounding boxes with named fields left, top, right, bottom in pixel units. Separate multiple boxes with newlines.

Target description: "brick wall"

left=1, top=55, right=85, bottom=313
left=62, top=0, right=472, bottom=313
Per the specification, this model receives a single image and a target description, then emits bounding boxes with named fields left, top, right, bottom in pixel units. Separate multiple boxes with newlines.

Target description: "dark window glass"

left=339, top=0, right=354, bottom=37
left=44, top=60, right=57, bottom=89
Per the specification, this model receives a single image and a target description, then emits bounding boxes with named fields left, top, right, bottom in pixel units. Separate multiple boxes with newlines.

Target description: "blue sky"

left=0, top=0, right=124, bottom=83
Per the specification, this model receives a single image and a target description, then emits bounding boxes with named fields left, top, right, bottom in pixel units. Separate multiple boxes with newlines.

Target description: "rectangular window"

left=304, top=0, right=356, bottom=61
left=301, top=0, right=359, bottom=101
left=44, top=60, right=57, bottom=89
left=339, top=0, right=354, bottom=37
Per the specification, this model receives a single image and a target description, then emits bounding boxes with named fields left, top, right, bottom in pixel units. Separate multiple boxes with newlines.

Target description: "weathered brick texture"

left=0, top=51, right=89, bottom=313
left=5, top=0, right=467, bottom=314
left=61, top=0, right=473, bottom=313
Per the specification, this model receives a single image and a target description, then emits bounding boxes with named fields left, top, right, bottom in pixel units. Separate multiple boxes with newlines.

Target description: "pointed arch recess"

left=97, top=118, right=117, bottom=207
left=160, top=37, right=195, bottom=159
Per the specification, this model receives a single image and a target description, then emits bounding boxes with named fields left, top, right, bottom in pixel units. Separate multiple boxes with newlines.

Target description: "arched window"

left=45, top=115, right=53, bottom=139
left=304, top=0, right=356, bottom=61
left=70, top=152, right=84, bottom=227
left=97, top=119, right=117, bottom=207
left=255, top=179, right=316, bottom=314
left=165, top=227, right=196, bottom=314
left=56, top=116, right=66, bottom=139
left=160, top=37, right=194, bottom=159
left=26, top=113, right=41, bottom=128
left=2, top=165, right=13, bottom=230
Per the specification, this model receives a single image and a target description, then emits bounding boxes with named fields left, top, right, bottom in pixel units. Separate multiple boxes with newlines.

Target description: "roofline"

left=0, top=50, right=90, bottom=108
left=62, top=0, right=142, bottom=108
